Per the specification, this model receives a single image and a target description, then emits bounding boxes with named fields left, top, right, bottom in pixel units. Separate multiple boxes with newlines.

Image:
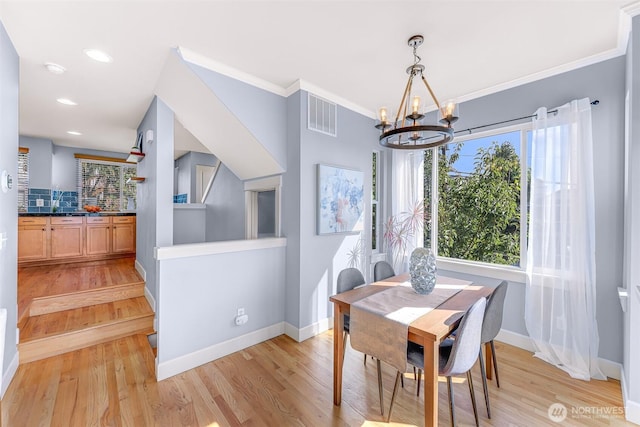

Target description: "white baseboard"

left=135, top=259, right=146, bottom=281
left=495, top=329, right=621, bottom=380
left=156, top=322, right=285, bottom=381
left=621, top=368, right=640, bottom=425
left=144, top=286, right=156, bottom=313
left=285, top=317, right=333, bottom=343
left=1, top=351, right=19, bottom=399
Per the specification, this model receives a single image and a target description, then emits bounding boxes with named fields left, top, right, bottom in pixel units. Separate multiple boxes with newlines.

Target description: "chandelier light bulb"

left=412, top=96, right=421, bottom=115
left=379, top=107, right=388, bottom=124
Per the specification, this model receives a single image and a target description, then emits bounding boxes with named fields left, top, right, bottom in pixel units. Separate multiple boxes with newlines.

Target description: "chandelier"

left=375, top=35, right=458, bottom=150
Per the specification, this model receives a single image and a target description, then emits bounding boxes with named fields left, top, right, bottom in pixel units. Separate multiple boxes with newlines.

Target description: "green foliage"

left=426, top=141, right=522, bottom=266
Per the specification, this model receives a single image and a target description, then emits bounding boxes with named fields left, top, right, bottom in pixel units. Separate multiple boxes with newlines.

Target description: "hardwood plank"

left=2, top=333, right=634, bottom=426
left=29, top=281, right=145, bottom=316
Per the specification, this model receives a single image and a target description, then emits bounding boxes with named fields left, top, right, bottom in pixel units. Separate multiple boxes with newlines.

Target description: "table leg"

left=485, top=342, right=493, bottom=380
left=423, top=338, right=438, bottom=427
left=333, top=303, right=344, bottom=405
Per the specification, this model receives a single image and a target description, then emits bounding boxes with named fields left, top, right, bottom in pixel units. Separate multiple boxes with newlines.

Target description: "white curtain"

left=525, top=98, right=605, bottom=380
left=389, top=150, right=423, bottom=273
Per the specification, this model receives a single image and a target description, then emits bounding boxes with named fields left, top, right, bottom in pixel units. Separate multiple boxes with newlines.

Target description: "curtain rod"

left=455, top=99, right=600, bottom=136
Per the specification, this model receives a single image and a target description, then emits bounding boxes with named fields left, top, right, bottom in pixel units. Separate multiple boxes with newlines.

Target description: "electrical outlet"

left=235, top=314, right=249, bottom=326
left=36, top=198, right=44, bottom=207
left=237, top=308, right=245, bottom=316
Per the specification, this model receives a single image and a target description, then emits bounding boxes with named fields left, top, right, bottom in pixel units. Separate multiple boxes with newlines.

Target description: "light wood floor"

left=1, top=330, right=633, bottom=426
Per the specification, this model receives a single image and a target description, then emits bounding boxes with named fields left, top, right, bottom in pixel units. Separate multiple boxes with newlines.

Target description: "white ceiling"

left=0, top=1, right=635, bottom=155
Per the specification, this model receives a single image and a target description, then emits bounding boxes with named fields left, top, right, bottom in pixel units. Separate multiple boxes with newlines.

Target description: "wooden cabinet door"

left=112, top=217, right=135, bottom=254
left=50, top=217, right=83, bottom=258
left=86, top=217, right=111, bottom=255
left=18, top=225, right=48, bottom=261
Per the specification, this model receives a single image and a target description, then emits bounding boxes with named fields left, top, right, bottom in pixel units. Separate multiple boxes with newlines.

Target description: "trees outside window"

left=424, top=127, right=531, bottom=267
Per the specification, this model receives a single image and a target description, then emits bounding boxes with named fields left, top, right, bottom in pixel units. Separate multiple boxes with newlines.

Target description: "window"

left=18, top=148, right=29, bottom=213
left=372, top=151, right=380, bottom=251
left=424, top=125, right=531, bottom=268
left=76, top=156, right=136, bottom=211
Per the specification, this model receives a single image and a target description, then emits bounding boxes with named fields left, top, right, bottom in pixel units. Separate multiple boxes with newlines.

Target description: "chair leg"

left=342, top=332, right=348, bottom=363
left=478, top=349, right=492, bottom=418
left=400, top=373, right=404, bottom=388
left=376, top=359, right=384, bottom=416
left=490, top=340, right=500, bottom=388
left=363, top=353, right=367, bottom=365
left=416, top=368, right=422, bottom=397
left=387, top=371, right=402, bottom=422
left=467, top=371, right=479, bottom=427
left=447, top=376, right=455, bottom=427
left=413, top=366, right=417, bottom=380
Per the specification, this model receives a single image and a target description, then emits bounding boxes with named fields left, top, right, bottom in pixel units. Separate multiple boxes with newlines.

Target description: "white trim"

left=135, top=259, right=146, bottom=281
left=285, top=317, right=333, bottom=343
left=455, top=47, right=625, bottom=107
left=621, top=368, right=640, bottom=424
left=173, top=203, right=206, bottom=210
left=623, top=2, right=640, bottom=18
left=437, top=257, right=526, bottom=284
left=155, top=237, right=287, bottom=260
left=1, top=352, right=18, bottom=398
left=156, top=322, right=284, bottom=381
left=286, top=79, right=376, bottom=119
left=178, top=46, right=286, bottom=97
left=144, top=286, right=156, bottom=313
left=496, top=329, right=622, bottom=380
left=244, top=175, right=282, bottom=192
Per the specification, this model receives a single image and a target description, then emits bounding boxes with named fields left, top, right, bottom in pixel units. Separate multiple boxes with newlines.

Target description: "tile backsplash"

left=27, top=188, right=78, bottom=213
left=173, top=194, right=188, bottom=204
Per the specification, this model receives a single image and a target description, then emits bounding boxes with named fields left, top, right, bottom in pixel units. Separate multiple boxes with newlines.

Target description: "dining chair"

left=476, top=280, right=508, bottom=419
left=373, top=260, right=395, bottom=282
left=389, top=297, right=487, bottom=426
left=336, top=268, right=369, bottom=366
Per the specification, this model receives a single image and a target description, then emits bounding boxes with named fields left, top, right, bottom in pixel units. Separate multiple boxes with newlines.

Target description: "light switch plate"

left=36, top=198, right=44, bottom=207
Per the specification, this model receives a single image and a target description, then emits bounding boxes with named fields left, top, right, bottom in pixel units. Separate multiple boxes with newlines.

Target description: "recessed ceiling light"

left=83, top=48, right=113, bottom=63
left=57, top=98, right=77, bottom=106
left=67, top=131, right=82, bottom=136
left=44, top=62, right=66, bottom=74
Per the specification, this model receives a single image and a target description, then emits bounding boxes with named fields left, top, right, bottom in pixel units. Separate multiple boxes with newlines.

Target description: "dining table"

left=330, top=272, right=493, bottom=427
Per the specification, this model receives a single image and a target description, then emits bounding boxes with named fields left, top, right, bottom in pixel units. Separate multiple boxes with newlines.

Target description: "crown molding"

left=456, top=46, right=625, bottom=106
left=622, top=1, right=640, bottom=18
left=177, top=46, right=287, bottom=97
left=286, top=79, right=376, bottom=119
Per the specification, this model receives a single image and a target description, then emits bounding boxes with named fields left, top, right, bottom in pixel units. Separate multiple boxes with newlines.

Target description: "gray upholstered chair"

left=373, top=260, right=395, bottom=282
left=390, top=298, right=487, bottom=426
left=337, top=268, right=392, bottom=416
left=336, top=267, right=369, bottom=366
left=476, top=280, right=508, bottom=419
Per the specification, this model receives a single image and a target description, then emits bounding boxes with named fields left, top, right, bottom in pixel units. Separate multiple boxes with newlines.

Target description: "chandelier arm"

left=395, top=73, right=414, bottom=128
left=402, top=77, right=414, bottom=129
left=420, top=75, right=442, bottom=111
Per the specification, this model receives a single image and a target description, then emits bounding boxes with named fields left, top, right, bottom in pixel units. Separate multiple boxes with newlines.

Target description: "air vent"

left=308, top=93, right=337, bottom=137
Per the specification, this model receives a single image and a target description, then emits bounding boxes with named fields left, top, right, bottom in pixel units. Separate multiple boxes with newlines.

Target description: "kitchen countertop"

left=19, top=212, right=136, bottom=217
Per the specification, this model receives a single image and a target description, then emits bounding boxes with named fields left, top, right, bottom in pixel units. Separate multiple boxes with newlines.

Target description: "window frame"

left=76, top=156, right=137, bottom=212
left=371, top=150, right=381, bottom=252
left=425, top=123, right=531, bottom=282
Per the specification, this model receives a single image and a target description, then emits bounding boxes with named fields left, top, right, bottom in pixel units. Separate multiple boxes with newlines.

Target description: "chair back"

left=373, top=261, right=395, bottom=282
left=481, top=281, right=508, bottom=344
left=336, top=268, right=365, bottom=294
left=441, top=297, right=486, bottom=377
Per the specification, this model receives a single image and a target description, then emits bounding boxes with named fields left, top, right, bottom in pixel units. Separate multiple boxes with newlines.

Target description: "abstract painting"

left=317, top=164, right=365, bottom=234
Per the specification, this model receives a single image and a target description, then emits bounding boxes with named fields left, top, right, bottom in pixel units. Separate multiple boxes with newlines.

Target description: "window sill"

left=436, top=257, right=526, bottom=284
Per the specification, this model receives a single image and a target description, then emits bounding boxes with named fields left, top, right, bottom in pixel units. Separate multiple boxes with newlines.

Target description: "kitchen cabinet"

left=112, top=216, right=135, bottom=253
left=85, top=216, right=111, bottom=255
left=18, top=215, right=136, bottom=265
left=18, top=217, right=48, bottom=261
left=50, top=217, right=83, bottom=258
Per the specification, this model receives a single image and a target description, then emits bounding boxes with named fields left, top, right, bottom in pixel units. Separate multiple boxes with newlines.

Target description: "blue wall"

left=0, top=19, right=19, bottom=396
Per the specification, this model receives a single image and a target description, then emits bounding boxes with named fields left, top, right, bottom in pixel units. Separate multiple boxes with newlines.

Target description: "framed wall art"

left=317, top=164, right=364, bottom=235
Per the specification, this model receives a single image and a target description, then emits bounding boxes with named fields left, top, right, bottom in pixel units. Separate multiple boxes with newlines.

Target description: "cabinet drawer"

left=18, top=217, right=47, bottom=226
left=50, top=217, right=83, bottom=225
left=112, top=216, right=135, bottom=224
left=86, top=216, right=110, bottom=224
